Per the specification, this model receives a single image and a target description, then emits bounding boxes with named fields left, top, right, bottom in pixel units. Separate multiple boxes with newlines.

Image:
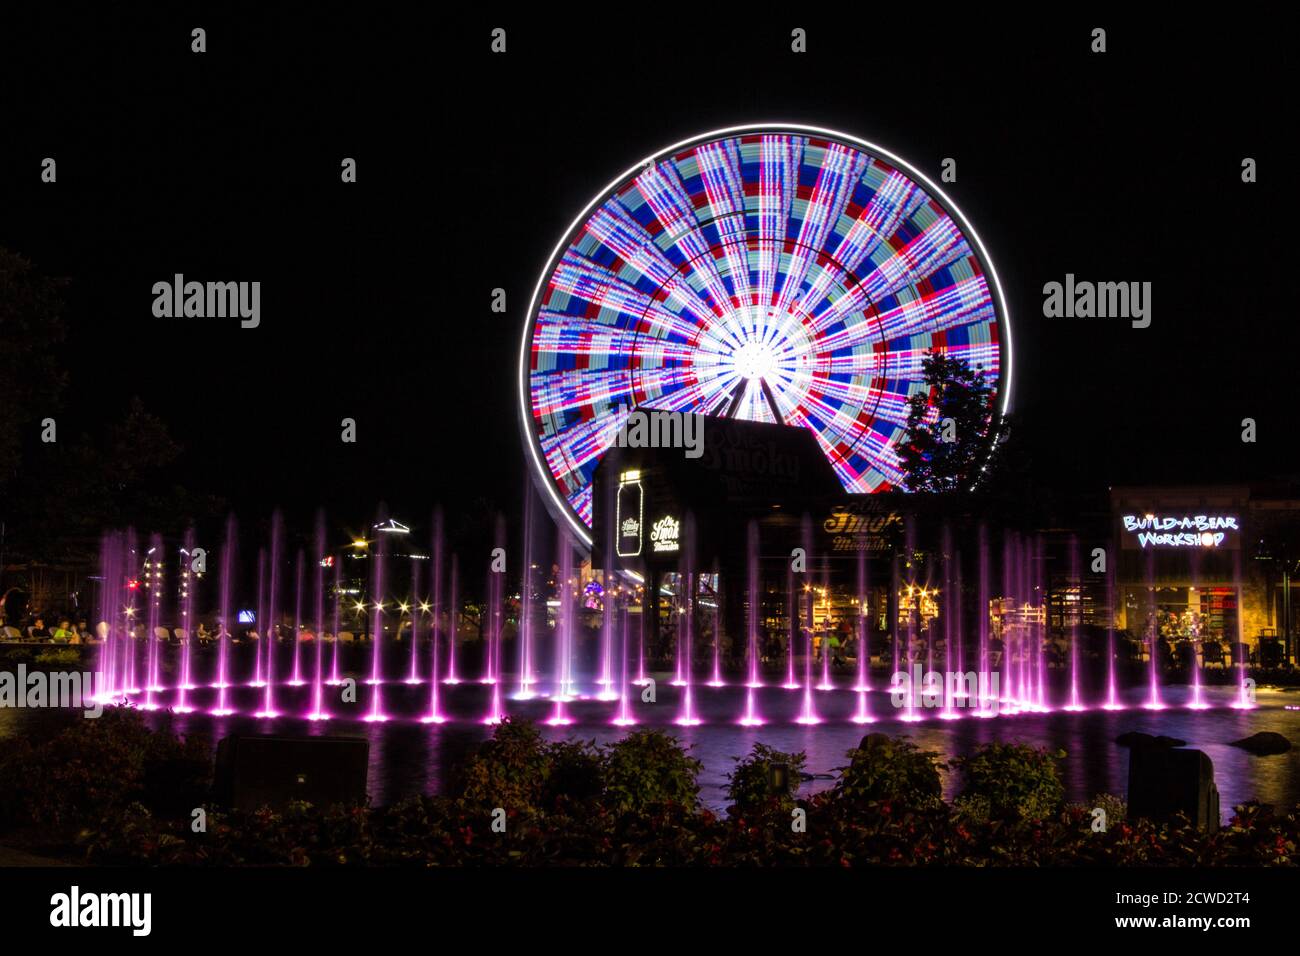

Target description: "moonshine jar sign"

left=616, top=471, right=644, bottom=557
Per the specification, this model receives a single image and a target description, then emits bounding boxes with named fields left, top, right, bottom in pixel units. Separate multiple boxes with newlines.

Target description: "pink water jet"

left=553, top=539, right=577, bottom=703
left=597, top=561, right=614, bottom=697
left=851, top=689, right=874, bottom=724
left=424, top=510, right=447, bottom=722
left=854, top=547, right=871, bottom=695
left=740, top=523, right=765, bottom=699
left=141, top=533, right=165, bottom=708
left=937, top=527, right=958, bottom=720
left=634, top=583, right=648, bottom=685
left=517, top=493, right=538, bottom=699
left=672, top=577, right=685, bottom=688
left=613, top=608, right=636, bottom=726
left=329, top=554, right=342, bottom=686
left=1060, top=536, right=1083, bottom=712
left=365, top=511, right=386, bottom=722
left=289, top=550, right=305, bottom=686
left=1230, top=551, right=1254, bottom=709
left=407, top=556, right=422, bottom=686
left=122, top=529, right=139, bottom=693
left=1184, top=553, right=1208, bottom=710
left=676, top=570, right=700, bottom=726
left=252, top=548, right=266, bottom=687
left=709, top=570, right=724, bottom=687
left=1103, top=551, right=1120, bottom=710
left=739, top=685, right=764, bottom=726
left=174, top=527, right=198, bottom=712
left=307, top=511, right=330, bottom=721
left=260, top=512, right=284, bottom=718
left=444, top=554, right=460, bottom=684
left=1187, top=645, right=1206, bottom=709
left=816, top=568, right=833, bottom=691
left=96, top=533, right=120, bottom=695
left=480, top=516, right=507, bottom=719
left=483, top=682, right=505, bottom=724
left=796, top=611, right=819, bottom=723
left=954, top=547, right=966, bottom=695
left=1034, top=536, right=1048, bottom=711
left=594, top=571, right=620, bottom=702
left=1141, top=549, right=1164, bottom=711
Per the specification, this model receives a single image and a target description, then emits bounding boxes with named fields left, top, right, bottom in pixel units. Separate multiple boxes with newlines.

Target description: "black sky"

left=1, top=9, right=1293, bottom=537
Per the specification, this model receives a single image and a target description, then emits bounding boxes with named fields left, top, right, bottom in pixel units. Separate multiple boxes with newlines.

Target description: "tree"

left=9, top=397, right=224, bottom=563
left=898, top=349, right=1002, bottom=493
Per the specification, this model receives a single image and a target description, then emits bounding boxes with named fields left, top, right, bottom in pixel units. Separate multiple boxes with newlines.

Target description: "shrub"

left=542, top=738, right=604, bottom=810
left=602, top=730, right=701, bottom=814
left=0, top=708, right=210, bottom=840
left=953, top=743, right=1064, bottom=822
left=33, top=647, right=82, bottom=667
left=0, top=646, right=34, bottom=668
left=951, top=792, right=993, bottom=824
left=17, top=713, right=1300, bottom=868
left=726, top=743, right=806, bottom=818
left=456, top=718, right=552, bottom=814
left=831, top=734, right=942, bottom=808
left=1090, top=792, right=1127, bottom=826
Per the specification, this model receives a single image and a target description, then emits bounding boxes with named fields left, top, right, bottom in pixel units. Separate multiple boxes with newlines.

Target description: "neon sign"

left=650, top=515, right=680, bottom=553
left=1121, top=514, right=1239, bottom=548
left=616, top=471, right=643, bottom=558
left=823, top=504, right=903, bottom=553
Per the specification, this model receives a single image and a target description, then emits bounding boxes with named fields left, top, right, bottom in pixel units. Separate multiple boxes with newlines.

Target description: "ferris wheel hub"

left=731, top=340, right=780, bottom=381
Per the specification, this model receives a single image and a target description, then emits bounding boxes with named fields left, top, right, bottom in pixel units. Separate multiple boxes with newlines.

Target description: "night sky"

left=2, top=10, right=1291, bottom=538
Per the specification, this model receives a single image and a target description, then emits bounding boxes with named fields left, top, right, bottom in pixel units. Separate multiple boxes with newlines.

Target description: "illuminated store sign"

left=823, top=505, right=903, bottom=553
left=616, top=471, right=643, bottom=558
left=650, top=515, right=680, bottom=554
left=1121, top=514, right=1240, bottom=548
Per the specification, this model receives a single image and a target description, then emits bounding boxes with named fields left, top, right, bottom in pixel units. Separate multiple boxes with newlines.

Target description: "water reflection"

left=3, top=680, right=1297, bottom=819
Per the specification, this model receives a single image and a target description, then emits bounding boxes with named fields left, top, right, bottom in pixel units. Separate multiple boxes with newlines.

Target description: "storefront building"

left=1111, top=485, right=1300, bottom=664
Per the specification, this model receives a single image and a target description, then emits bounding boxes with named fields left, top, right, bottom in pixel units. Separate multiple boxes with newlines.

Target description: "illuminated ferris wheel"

left=519, top=125, right=1012, bottom=545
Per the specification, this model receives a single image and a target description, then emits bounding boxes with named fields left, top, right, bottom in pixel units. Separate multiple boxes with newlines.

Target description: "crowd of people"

left=0, top=613, right=93, bottom=644
left=0, top=609, right=227, bottom=646
left=0, top=614, right=346, bottom=648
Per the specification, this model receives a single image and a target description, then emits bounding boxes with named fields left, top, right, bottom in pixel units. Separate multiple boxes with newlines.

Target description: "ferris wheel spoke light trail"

left=519, top=125, right=1011, bottom=543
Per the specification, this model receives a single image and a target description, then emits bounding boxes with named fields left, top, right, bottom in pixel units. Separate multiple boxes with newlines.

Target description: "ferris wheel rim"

left=517, top=122, right=1014, bottom=549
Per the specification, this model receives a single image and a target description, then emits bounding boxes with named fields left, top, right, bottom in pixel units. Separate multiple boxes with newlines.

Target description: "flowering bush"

left=0, top=709, right=210, bottom=843
left=832, top=734, right=943, bottom=810
left=6, top=717, right=1300, bottom=867
left=952, top=743, right=1065, bottom=822
left=726, top=743, right=806, bottom=819
left=601, top=729, right=701, bottom=815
